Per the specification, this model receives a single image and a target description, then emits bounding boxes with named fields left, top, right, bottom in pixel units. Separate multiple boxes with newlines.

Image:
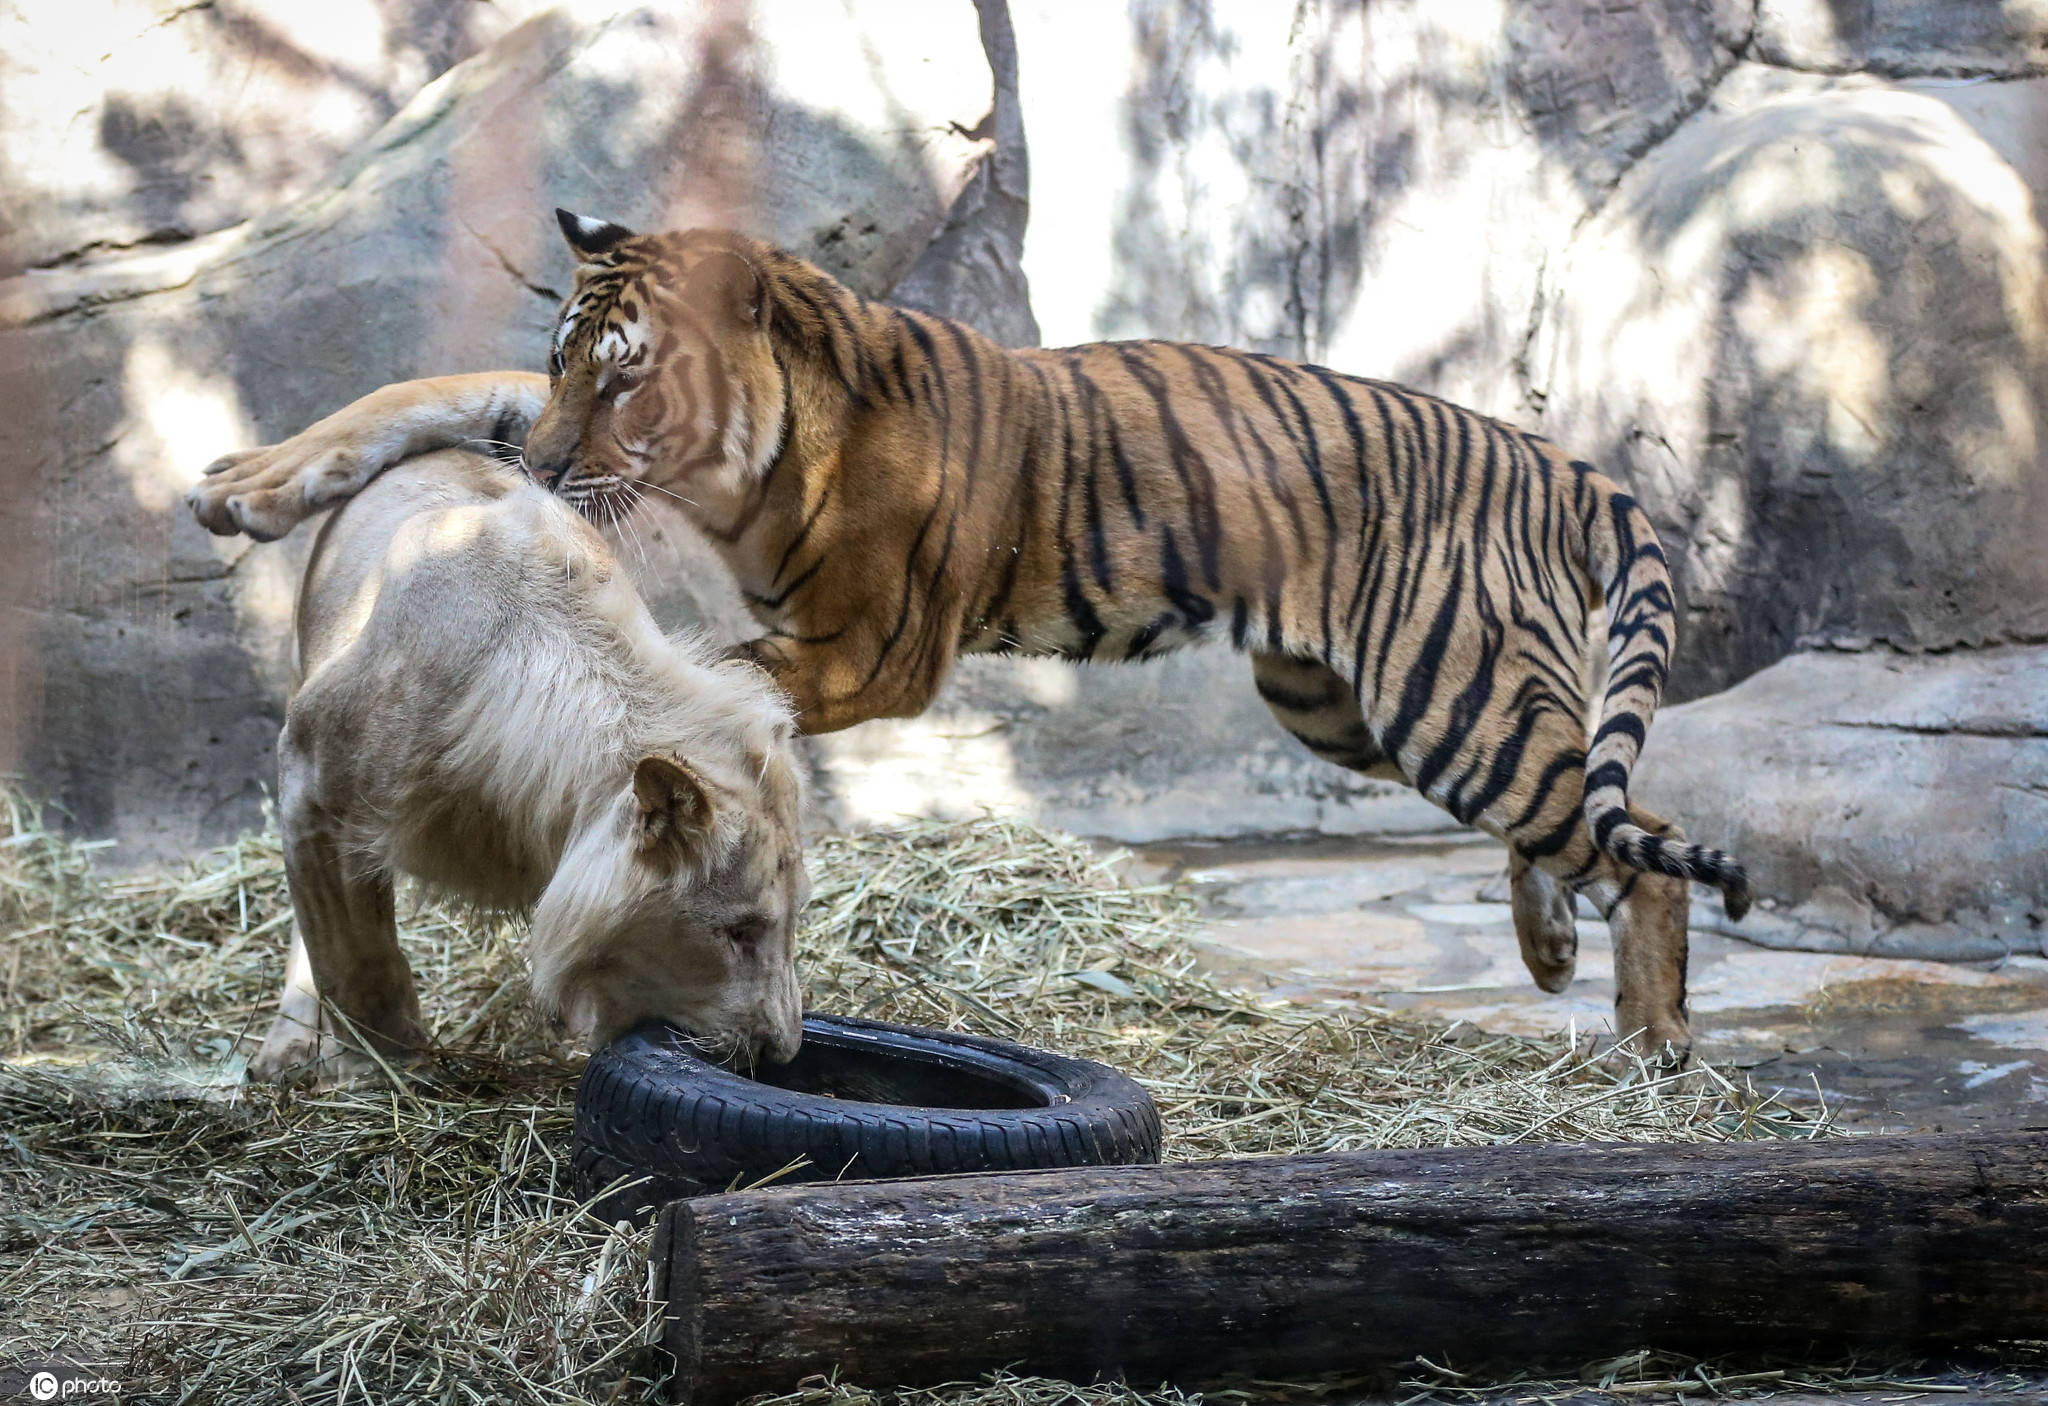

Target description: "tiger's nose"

left=527, top=456, right=570, bottom=491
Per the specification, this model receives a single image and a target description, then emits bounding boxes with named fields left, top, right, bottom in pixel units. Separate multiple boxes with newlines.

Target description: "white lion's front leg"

left=250, top=925, right=370, bottom=1083
left=187, top=371, right=550, bottom=541
left=253, top=775, right=428, bottom=1085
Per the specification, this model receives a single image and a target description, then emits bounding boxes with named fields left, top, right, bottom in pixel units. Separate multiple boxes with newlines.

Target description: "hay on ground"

left=4, top=782, right=1992, bottom=1406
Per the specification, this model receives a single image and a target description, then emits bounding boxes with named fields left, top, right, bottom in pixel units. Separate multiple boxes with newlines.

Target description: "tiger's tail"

left=1579, top=476, right=1751, bottom=921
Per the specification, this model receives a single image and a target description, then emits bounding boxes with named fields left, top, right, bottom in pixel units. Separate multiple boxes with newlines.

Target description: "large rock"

left=829, top=1, right=2048, bottom=959
left=0, top=2, right=1012, bottom=861
left=1534, top=64, right=2048, bottom=695
left=1636, top=646, right=2048, bottom=960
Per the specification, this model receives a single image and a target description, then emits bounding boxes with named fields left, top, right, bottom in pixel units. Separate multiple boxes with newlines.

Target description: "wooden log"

left=652, top=1131, right=2048, bottom=1404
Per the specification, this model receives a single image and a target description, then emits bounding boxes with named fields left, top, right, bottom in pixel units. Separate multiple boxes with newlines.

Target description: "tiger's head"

left=525, top=211, right=790, bottom=521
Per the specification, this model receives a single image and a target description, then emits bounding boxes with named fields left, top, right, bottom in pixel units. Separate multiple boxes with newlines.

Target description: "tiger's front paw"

left=185, top=441, right=371, bottom=542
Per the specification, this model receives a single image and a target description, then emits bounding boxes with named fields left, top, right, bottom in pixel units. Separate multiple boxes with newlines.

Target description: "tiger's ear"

left=632, top=754, right=715, bottom=869
left=556, top=208, right=635, bottom=262
left=687, top=250, right=763, bottom=328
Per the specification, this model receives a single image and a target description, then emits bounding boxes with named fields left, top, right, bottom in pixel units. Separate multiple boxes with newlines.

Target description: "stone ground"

left=1120, top=834, right=2048, bottom=1404
left=1125, top=833, right=2048, bottom=1134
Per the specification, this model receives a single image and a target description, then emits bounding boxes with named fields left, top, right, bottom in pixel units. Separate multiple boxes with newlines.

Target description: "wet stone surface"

left=1125, top=833, right=2048, bottom=1134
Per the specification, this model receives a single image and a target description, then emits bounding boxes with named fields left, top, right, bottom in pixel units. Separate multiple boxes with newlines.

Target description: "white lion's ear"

left=633, top=753, right=714, bottom=869
left=556, top=208, right=635, bottom=262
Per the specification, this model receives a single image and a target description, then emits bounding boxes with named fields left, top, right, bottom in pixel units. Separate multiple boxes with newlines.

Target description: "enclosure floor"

left=1124, top=833, right=2048, bottom=1135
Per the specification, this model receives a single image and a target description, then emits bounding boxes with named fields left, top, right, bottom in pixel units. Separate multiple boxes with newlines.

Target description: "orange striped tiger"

left=188, top=208, right=1750, bottom=1059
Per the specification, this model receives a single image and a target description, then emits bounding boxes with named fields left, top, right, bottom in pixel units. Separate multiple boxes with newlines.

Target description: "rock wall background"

left=1, top=0, right=2042, bottom=959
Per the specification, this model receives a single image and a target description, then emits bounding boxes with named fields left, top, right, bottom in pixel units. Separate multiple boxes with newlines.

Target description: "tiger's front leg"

left=728, top=632, right=951, bottom=735
left=188, top=371, right=549, bottom=541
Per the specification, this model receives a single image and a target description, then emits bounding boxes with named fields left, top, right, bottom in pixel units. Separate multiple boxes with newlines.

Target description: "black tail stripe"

left=1591, top=713, right=1646, bottom=750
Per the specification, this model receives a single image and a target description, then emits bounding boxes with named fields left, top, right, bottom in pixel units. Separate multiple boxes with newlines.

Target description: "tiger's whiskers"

left=631, top=478, right=699, bottom=511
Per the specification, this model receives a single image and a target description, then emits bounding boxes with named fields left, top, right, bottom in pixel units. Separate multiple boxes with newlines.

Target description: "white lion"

left=250, top=447, right=807, bottom=1082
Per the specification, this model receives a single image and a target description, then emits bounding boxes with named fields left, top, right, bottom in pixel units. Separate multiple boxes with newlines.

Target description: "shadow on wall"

left=0, top=1, right=1001, bottom=858
left=1090, top=0, right=1747, bottom=366
left=1101, top=0, right=1378, bottom=358
left=0, top=0, right=521, bottom=275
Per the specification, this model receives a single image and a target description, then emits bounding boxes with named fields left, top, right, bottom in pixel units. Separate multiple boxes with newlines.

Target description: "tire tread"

left=573, top=1014, right=1161, bottom=1223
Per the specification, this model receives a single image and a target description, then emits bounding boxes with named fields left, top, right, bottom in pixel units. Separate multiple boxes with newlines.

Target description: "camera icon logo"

left=28, top=1372, right=59, bottom=1403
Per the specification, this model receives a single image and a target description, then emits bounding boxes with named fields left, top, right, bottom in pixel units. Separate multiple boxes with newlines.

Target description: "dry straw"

left=4, top=784, right=1992, bottom=1405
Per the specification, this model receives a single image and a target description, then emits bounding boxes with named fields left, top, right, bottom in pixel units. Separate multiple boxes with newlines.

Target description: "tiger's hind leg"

left=1515, top=841, right=1690, bottom=1064
left=1249, top=652, right=1575, bottom=989
left=1473, top=711, right=1693, bottom=1062
left=1509, top=848, right=1578, bottom=994
left=1598, top=827, right=1692, bottom=1064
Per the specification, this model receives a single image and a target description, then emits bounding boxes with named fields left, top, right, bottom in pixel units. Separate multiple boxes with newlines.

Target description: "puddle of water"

left=1123, top=834, right=2048, bottom=1134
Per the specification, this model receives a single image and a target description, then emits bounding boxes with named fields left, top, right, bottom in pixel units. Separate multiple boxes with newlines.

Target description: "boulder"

left=0, top=2, right=1013, bottom=861
left=818, top=5, right=2048, bottom=965
left=1533, top=64, right=2048, bottom=697
left=1635, top=646, right=2048, bottom=961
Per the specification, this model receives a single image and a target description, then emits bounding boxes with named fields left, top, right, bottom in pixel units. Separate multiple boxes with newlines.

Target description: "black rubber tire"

left=572, top=1013, right=1162, bottom=1224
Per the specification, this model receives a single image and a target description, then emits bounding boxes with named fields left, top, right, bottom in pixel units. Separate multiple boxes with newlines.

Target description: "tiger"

left=188, top=208, right=1751, bottom=1061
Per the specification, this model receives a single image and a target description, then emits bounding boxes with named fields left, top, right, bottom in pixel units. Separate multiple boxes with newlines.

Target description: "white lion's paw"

left=247, top=1016, right=420, bottom=1088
